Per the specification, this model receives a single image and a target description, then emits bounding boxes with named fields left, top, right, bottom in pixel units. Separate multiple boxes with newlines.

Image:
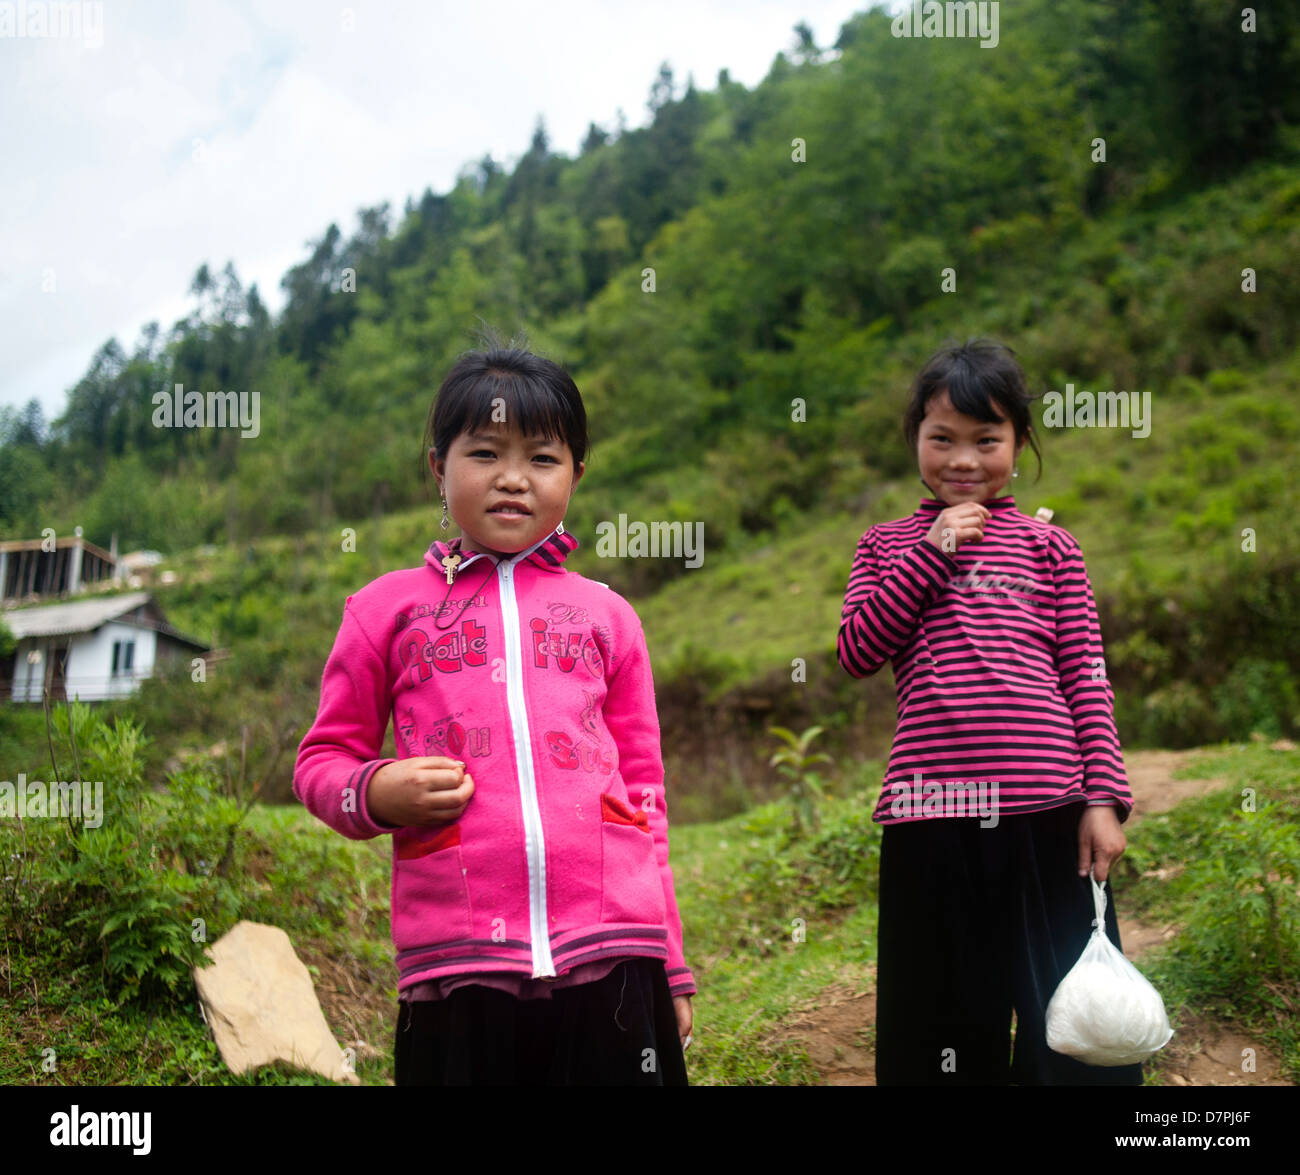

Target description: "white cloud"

left=0, top=0, right=862, bottom=421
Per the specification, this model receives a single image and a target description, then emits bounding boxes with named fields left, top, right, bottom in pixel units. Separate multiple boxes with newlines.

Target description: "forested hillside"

left=2, top=1, right=1298, bottom=816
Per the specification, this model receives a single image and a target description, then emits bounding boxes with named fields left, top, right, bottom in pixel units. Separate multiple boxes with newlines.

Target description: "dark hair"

left=422, top=329, right=588, bottom=492
left=902, top=337, right=1042, bottom=481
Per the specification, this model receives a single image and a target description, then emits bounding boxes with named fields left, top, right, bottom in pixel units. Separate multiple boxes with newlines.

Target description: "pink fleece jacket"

left=293, top=526, right=696, bottom=998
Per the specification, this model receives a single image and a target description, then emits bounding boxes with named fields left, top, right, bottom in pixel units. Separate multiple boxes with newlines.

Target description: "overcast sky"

left=0, top=0, right=868, bottom=422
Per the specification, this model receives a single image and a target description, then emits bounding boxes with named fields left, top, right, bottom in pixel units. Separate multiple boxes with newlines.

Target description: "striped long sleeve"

left=837, top=497, right=1133, bottom=825
left=838, top=529, right=957, bottom=677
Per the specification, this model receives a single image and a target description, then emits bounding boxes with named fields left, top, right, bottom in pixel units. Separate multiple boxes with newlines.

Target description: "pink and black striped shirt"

left=838, top=496, right=1132, bottom=825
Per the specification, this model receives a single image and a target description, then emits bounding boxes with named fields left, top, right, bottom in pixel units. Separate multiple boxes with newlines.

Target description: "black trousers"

left=875, top=801, right=1144, bottom=1086
left=393, top=957, right=688, bottom=1085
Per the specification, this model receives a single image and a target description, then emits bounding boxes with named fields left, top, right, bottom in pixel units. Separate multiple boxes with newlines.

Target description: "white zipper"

left=497, top=552, right=557, bottom=978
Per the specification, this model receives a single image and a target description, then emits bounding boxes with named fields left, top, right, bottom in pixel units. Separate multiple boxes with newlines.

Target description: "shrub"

left=1205, top=369, right=1249, bottom=394
left=1125, top=487, right=1152, bottom=520
left=1136, top=681, right=1219, bottom=747
left=1147, top=472, right=1197, bottom=507
left=731, top=789, right=883, bottom=932
left=1073, top=466, right=1124, bottom=500
left=1195, top=493, right=1238, bottom=536
left=1174, top=800, right=1300, bottom=1000
left=1212, top=658, right=1300, bottom=740
left=0, top=702, right=251, bottom=1007
left=1178, top=441, right=1239, bottom=485
left=1235, top=468, right=1286, bottom=510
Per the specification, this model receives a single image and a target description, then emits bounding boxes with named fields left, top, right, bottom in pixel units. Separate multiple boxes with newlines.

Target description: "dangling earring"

left=557, top=520, right=565, bottom=536
left=440, top=497, right=449, bottom=531
left=1012, top=466, right=1019, bottom=479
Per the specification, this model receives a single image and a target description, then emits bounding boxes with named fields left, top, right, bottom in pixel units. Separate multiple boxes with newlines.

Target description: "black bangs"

left=453, top=367, right=577, bottom=451
left=422, top=339, right=589, bottom=482
left=941, top=361, right=1013, bottom=425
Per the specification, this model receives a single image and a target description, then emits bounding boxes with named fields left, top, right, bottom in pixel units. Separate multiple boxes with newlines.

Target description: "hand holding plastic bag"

left=1045, top=868, right=1173, bottom=1066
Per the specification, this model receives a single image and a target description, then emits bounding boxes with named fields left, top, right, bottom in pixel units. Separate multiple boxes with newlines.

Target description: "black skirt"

left=875, top=800, right=1145, bottom=1086
left=393, top=957, right=689, bottom=1086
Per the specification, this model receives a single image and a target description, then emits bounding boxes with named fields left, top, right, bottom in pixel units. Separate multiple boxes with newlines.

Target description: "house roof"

left=0, top=534, right=116, bottom=562
left=0, top=591, right=209, bottom=649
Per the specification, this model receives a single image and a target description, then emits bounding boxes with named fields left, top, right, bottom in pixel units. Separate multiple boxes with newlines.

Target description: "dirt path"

left=777, top=980, right=879, bottom=1086
left=1122, top=748, right=1233, bottom=818
left=774, top=749, right=1293, bottom=1086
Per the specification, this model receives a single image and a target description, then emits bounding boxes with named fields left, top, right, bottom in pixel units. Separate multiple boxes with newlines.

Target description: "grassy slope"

left=141, top=347, right=1300, bottom=699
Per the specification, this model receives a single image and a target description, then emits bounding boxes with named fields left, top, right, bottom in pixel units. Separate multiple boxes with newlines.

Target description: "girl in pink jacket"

left=294, top=342, right=695, bottom=1085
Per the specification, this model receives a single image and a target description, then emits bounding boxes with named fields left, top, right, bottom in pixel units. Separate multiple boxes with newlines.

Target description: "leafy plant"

left=0, top=700, right=263, bottom=1007
left=767, top=724, right=832, bottom=836
left=1174, top=800, right=1300, bottom=1000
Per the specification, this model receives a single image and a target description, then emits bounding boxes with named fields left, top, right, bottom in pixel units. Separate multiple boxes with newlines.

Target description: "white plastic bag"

left=1045, top=869, right=1173, bottom=1066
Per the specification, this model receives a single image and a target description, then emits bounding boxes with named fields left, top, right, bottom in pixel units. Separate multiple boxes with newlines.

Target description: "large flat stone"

left=193, top=920, right=360, bottom=1085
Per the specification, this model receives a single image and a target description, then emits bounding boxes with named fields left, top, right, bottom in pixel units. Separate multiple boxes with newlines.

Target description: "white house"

left=1, top=592, right=210, bottom=703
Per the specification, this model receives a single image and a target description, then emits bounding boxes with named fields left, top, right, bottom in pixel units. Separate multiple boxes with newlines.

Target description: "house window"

left=112, top=640, right=136, bottom=677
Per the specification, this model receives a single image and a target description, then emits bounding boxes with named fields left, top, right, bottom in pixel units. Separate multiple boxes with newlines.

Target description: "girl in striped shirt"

left=838, top=338, right=1141, bottom=1086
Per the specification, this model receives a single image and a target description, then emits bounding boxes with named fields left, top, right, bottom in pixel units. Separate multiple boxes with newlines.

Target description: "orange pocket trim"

left=601, top=792, right=650, bottom=830
left=396, top=822, right=461, bottom=860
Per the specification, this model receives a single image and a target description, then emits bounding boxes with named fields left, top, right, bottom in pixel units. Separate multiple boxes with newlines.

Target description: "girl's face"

left=430, top=424, right=584, bottom=560
left=917, top=389, right=1027, bottom=506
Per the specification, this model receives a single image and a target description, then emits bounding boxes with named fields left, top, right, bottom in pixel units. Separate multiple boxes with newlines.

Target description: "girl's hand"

left=673, top=995, right=693, bottom=1051
left=924, top=502, right=989, bottom=553
left=1077, top=804, right=1126, bottom=882
left=367, top=757, right=475, bottom=827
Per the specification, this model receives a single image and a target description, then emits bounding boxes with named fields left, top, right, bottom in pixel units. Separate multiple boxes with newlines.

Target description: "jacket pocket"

left=599, top=793, right=665, bottom=924
left=392, top=823, right=473, bottom=943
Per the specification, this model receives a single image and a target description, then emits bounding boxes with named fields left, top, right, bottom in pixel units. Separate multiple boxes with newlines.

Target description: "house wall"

left=8, top=645, right=30, bottom=702
left=8, top=621, right=159, bottom=703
